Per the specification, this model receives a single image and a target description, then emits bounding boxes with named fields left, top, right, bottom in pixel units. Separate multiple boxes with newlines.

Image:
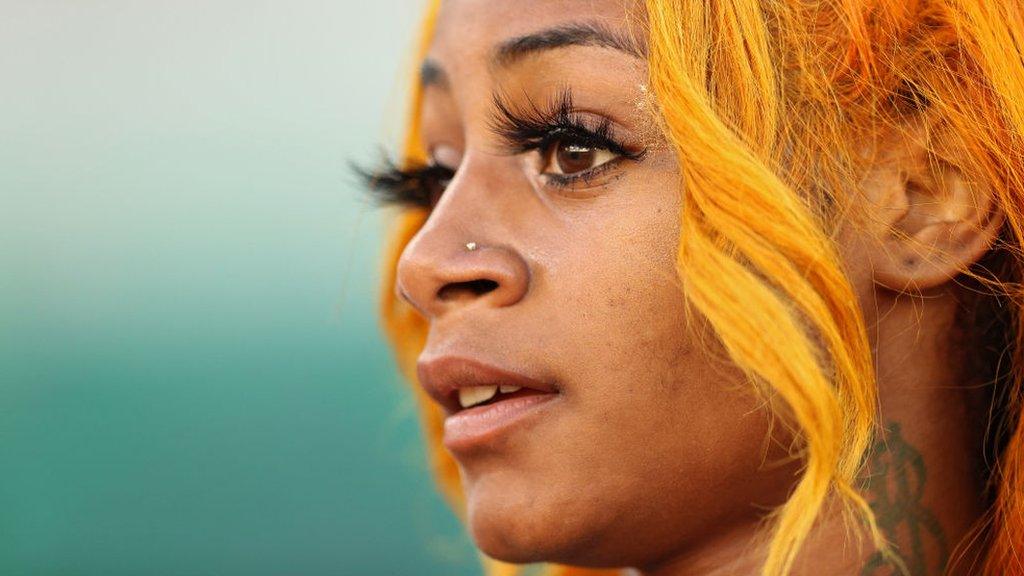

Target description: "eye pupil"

left=555, top=142, right=596, bottom=175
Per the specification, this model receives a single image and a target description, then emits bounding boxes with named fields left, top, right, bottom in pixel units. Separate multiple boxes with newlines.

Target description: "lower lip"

left=443, top=393, right=559, bottom=452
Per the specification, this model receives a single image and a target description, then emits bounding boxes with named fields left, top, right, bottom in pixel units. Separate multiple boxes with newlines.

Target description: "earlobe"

left=864, top=134, right=1005, bottom=294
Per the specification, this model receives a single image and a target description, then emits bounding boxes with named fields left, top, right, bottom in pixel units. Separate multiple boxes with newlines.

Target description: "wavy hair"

left=379, top=1, right=1024, bottom=575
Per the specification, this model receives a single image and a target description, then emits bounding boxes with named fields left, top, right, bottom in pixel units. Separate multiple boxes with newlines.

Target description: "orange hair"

left=379, top=1, right=1024, bottom=575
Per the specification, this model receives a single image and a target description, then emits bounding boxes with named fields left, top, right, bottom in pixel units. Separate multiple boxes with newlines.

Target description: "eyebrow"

left=419, top=21, right=644, bottom=89
left=493, top=21, right=645, bottom=67
left=420, top=60, right=448, bottom=90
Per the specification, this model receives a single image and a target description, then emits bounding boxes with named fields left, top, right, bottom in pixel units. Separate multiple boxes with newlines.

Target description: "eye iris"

left=555, top=142, right=596, bottom=174
left=422, top=165, right=453, bottom=208
left=428, top=180, right=447, bottom=206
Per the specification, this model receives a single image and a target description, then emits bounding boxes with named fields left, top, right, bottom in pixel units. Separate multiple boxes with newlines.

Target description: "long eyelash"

left=353, top=157, right=453, bottom=209
left=355, top=91, right=641, bottom=208
left=489, top=88, right=641, bottom=160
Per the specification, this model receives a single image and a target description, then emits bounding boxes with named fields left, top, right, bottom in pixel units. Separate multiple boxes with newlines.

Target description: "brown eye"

left=546, top=141, right=617, bottom=176
left=427, top=176, right=449, bottom=207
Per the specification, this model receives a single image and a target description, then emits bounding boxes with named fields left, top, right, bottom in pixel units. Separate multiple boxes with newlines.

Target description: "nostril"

left=437, top=279, right=499, bottom=302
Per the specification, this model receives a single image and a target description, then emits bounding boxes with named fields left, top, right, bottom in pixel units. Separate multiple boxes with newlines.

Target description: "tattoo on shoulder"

left=861, top=422, right=949, bottom=576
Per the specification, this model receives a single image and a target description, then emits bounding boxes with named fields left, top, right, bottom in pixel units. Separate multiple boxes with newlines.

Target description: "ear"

left=857, top=123, right=1005, bottom=294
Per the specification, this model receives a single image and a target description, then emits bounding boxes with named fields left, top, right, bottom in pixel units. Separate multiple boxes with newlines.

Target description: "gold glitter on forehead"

left=636, top=83, right=649, bottom=110
left=630, top=81, right=671, bottom=153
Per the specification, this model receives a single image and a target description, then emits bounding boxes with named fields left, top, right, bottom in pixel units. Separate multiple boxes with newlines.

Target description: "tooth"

left=458, top=385, right=498, bottom=408
left=499, top=384, right=522, bottom=394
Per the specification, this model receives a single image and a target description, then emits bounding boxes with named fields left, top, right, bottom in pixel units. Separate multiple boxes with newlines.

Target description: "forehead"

left=430, top=0, right=645, bottom=65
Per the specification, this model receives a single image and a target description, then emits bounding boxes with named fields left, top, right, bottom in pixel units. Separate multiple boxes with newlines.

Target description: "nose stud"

left=465, top=242, right=478, bottom=251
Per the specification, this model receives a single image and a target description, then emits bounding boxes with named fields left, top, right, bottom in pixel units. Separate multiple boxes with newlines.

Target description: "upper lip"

left=416, top=355, right=557, bottom=415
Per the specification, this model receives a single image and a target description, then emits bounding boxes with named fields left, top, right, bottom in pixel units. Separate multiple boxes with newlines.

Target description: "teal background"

left=1, top=2, right=480, bottom=574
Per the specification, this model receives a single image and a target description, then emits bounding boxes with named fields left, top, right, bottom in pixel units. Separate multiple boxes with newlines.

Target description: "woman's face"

left=396, top=0, right=797, bottom=569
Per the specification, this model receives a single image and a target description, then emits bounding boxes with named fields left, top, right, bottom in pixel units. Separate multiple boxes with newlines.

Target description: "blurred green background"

left=1, top=1, right=479, bottom=574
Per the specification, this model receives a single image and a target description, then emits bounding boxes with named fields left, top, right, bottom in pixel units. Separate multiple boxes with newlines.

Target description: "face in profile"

left=375, top=0, right=1017, bottom=574
left=392, top=0, right=798, bottom=570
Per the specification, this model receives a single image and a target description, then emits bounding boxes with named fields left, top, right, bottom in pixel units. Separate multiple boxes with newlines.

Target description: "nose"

left=395, top=233, right=531, bottom=320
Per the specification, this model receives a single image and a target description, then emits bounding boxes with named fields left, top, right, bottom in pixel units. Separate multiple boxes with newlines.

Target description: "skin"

left=394, top=1, right=1004, bottom=574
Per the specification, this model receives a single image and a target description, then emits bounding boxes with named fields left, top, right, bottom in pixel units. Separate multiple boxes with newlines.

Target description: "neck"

left=852, top=287, right=990, bottom=575
left=632, top=287, right=990, bottom=576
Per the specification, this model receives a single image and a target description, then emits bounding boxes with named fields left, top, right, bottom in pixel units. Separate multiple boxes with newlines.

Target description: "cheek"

left=554, top=247, right=776, bottom=502
left=469, top=244, right=786, bottom=566
left=499, top=196, right=784, bottom=553
left=462, top=175, right=797, bottom=565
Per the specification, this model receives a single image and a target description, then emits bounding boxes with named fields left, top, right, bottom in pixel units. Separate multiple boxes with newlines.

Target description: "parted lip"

left=416, top=355, right=558, bottom=415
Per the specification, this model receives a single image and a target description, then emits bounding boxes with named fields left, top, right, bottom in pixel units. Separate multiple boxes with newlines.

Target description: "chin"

left=465, top=485, right=562, bottom=563
left=463, top=474, right=616, bottom=567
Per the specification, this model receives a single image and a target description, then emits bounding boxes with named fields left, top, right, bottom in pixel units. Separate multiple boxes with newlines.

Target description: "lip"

left=416, top=355, right=560, bottom=451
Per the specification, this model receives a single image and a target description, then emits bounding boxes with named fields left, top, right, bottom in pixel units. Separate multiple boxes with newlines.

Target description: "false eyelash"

left=356, top=91, right=643, bottom=209
left=353, top=157, right=453, bottom=209
left=489, top=88, right=642, bottom=161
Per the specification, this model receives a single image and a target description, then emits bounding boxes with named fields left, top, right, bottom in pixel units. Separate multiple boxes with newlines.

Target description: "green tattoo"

left=861, top=422, right=949, bottom=576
